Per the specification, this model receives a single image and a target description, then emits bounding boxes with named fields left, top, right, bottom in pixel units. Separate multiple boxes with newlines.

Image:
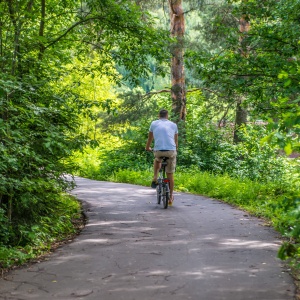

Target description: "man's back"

left=150, top=119, right=178, bottom=151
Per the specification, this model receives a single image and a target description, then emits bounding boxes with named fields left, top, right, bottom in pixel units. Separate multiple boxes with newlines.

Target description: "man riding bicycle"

left=145, top=109, right=178, bottom=205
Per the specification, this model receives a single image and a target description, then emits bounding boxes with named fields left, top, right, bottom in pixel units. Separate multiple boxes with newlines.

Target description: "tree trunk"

left=38, top=0, right=46, bottom=60
left=168, top=0, right=186, bottom=123
left=0, top=18, right=3, bottom=71
left=8, top=194, right=12, bottom=222
left=233, top=97, right=247, bottom=143
left=233, top=13, right=250, bottom=143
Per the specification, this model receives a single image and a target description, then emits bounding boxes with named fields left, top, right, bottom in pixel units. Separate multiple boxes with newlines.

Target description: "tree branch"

left=26, top=0, right=34, bottom=13
left=45, top=17, right=96, bottom=49
left=143, top=89, right=171, bottom=97
left=218, top=102, right=235, bottom=128
left=45, top=14, right=147, bottom=49
left=143, top=87, right=217, bottom=98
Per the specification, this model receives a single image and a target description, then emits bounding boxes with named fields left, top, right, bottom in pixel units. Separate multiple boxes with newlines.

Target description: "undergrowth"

left=0, top=194, right=82, bottom=272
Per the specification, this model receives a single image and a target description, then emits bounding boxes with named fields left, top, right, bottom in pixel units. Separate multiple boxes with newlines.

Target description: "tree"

left=233, top=11, right=250, bottom=143
left=0, top=0, right=169, bottom=245
left=184, top=0, right=299, bottom=150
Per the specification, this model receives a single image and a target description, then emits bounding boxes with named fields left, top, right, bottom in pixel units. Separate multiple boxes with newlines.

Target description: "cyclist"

left=145, top=109, right=178, bottom=205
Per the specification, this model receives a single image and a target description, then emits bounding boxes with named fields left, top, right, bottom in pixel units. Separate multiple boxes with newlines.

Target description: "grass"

left=0, top=194, right=84, bottom=273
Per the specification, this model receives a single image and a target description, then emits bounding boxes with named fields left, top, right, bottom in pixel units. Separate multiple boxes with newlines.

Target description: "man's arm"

left=145, top=132, right=154, bottom=151
left=175, top=133, right=178, bottom=150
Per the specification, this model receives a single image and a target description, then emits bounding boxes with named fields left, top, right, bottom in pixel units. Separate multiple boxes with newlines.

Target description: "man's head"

left=159, top=109, right=168, bottom=119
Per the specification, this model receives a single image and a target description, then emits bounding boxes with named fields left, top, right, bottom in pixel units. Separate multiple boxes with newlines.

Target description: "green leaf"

left=284, top=78, right=292, bottom=87
left=284, top=143, right=293, bottom=156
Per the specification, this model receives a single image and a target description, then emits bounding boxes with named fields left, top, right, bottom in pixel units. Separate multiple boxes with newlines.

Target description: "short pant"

left=154, top=150, right=177, bottom=173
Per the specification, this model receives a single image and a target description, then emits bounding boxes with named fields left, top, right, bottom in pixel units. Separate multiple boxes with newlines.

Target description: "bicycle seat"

left=160, top=156, right=169, bottom=161
left=160, top=157, right=169, bottom=166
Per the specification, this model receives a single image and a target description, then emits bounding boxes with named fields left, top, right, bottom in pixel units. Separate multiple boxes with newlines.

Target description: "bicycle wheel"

left=156, top=183, right=162, bottom=204
left=162, top=184, right=168, bottom=209
left=165, top=182, right=170, bottom=206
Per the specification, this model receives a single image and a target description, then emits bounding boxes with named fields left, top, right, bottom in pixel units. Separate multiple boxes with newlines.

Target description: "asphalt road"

left=0, top=177, right=296, bottom=300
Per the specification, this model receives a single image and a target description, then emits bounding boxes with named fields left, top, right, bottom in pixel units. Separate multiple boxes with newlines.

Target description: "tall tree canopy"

left=0, top=0, right=169, bottom=240
left=185, top=0, right=300, bottom=149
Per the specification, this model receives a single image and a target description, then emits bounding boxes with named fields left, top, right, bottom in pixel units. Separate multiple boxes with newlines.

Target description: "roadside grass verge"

left=0, top=194, right=84, bottom=273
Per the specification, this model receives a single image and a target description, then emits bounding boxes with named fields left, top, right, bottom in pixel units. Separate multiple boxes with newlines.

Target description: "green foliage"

left=0, top=194, right=81, bottom=269
left=0, top=208, right=12, bottom=246
left=180, top=110, right=294, bottom=184
left=277, top=196, right=300, bottom=265
left=110, top=169, right=152, bottom=186
left=1, top=0, right=299, bottom=271
left=186, top=0, right=300, bottom=150
left=0, top=0, right=170, bottom=268
left=0, top=247, right=35, bottom=269
left=75, top=128, right=152, bottom=180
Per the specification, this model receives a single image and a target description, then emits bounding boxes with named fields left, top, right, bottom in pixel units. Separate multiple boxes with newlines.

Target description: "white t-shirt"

left=149, top=118, right=178, bottom=151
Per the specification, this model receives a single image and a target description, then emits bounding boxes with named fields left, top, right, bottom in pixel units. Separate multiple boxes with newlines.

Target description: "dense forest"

left=0, top=0, right=299, bottom=269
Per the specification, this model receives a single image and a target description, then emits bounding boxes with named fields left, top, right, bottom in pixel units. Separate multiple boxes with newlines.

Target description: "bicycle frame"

left=156, top=157, right=170, bottom=209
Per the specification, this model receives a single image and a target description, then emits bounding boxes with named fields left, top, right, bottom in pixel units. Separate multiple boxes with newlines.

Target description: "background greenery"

left=0, top=0, right=299, bottom=270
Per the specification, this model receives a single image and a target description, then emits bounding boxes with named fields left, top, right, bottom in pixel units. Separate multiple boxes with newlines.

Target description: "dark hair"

left=159, top=109, right=168, bottom=118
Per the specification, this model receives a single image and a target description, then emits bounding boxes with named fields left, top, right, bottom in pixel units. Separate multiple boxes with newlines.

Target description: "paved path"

left=0, top=177, right=295, bottom=299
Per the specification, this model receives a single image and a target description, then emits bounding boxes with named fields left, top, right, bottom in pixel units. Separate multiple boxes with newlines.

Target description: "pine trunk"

left=169, top=0, right=186, bottom=123
left=233, top=14, right=250, bottom=143
left=233, top=97, right=248, bottom=143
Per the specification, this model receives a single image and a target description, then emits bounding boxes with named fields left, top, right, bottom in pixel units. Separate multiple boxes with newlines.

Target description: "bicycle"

left=156, top=156, right=170, bottom=209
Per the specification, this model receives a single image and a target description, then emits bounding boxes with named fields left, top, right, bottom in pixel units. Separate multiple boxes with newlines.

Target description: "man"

left=145, top=109, right=178, bottom=205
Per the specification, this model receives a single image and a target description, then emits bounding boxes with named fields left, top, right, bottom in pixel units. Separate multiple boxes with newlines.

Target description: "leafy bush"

left=182, top=122, right=296, bottom=184
left=0, top=194, right=82, bottom=269
left=110, top=169, right=151, bottom=186
left=0, top=208, right=12, bottom=246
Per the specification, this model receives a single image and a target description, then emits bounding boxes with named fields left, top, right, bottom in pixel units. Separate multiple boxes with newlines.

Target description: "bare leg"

left=153, top=159, right=161, bottom=181
left=166, top=172, right=174, bottom=201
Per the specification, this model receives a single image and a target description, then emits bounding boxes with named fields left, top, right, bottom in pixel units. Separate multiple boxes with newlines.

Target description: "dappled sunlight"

left=103, top=211, right=133, bottom=215
left=86, top=220, right=140, bottom=227
left=108, top=285, right=169, bottom=292
left=47, top=177, right=293, bottom=299
left=201, top=235, right=219, bottom=240
left=44, top=253, right=91, bottom=267
left=78, top=238, right=110, bottom=244
left=74, top=184, right=154, bottom=198
left=0, top=178, right=293, bottom=300
left=220, top=238, right=278, bottom=249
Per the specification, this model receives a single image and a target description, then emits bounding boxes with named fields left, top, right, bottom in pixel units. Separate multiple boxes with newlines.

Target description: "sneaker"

left=151, top=180, right=158, bottom=189
left=168, top=196, right=174, bottom=206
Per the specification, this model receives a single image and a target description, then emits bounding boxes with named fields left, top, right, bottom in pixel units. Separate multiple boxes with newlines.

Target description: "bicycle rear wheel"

left=162, top=183, right=169, bottom=209
left=156, top=183, right=162, bottom=204
left=165, top=183, right=170, bottom=208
